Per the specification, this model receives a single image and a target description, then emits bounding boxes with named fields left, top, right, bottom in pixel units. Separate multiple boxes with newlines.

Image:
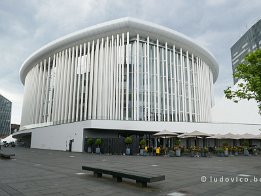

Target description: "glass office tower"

left=0, top=94, right=11, bottom=137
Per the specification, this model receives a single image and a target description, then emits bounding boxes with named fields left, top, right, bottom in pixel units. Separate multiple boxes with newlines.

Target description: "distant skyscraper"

left=0, top=94, right=11, bottom=138
left=231, top=19, right=261, bottom=84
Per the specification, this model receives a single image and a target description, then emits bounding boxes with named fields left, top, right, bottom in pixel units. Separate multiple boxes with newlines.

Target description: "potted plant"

left=233, top=146, right=239, bottom=156
left=95, top=138, right=102, bottom=154
left=125, top=136, right=133, bottom=155
left=215, top=147, right=224, bottom=157
left=201, top=147, right=209, bottom=157
left=242, top=140, right=249, bottom=156
left=252, top=147, right=258, bottom=156
left=174, top=139, right=181, bottom=157
left=224, top=147, right=229, bottom=157
left=139, top=139, right=146, bottom=156
left=87, top=138, right=94, bottom=153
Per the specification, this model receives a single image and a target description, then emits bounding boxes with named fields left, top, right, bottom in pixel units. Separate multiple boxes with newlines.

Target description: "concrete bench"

left=82, top=165, right=165, bottom=187
left=0, top=153, right=15, bottom=159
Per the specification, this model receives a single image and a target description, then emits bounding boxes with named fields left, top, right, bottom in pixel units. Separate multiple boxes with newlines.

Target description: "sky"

left=0, top=0, right=261, bottom=124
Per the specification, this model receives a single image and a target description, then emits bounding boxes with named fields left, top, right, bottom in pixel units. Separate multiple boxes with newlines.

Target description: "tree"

left=224, top=49, right=261, bottom=115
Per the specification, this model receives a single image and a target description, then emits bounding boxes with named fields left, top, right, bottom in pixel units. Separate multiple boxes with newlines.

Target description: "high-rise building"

left=231, top=19, right=261, bottom=84
left=0, top=94, right=11, bottom=138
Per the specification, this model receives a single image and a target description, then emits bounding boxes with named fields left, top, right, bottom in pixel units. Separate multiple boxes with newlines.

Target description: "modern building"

left=15, top=17, right=223, bottom=152
left=231, top=19, right=261, bottom=84
left=0, top=94, right=11, bottom=138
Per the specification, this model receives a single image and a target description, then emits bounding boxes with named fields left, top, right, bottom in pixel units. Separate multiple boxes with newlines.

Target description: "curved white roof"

left=20, top=17, right=219, bottom=84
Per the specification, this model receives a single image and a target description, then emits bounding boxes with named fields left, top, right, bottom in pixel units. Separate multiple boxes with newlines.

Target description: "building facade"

left=231, top=19, right=261, bottom=84
left=0, top=94, right=11, bottom=138
left=17, top=18, right=219, bottom=152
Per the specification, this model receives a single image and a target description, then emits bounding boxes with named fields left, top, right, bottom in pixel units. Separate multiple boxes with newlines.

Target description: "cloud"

left=1, top=0, right=261, bottom=124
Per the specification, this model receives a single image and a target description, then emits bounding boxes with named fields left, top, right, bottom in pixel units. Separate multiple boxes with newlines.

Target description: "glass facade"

left=231, top=19, right=261, bottom=84
left=0, top=94, right=11, bottom=137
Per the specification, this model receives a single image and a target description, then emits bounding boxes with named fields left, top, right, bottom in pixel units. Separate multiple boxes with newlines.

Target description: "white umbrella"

left=178, top=130, right=210, bottom=138
left=178, top=130, right=210, bottom=147
left=253, top=134, right=261, bottom=139
left=207, top=134, right=223, bottom=139
left=1, top=134, right=17, bottom=143
left=153, top=130, right=178, bottom=154
left=238, top=133, right=257, bottom=139
left=153, top=130, right=178, bottom=138
left=220, top=133, right=239, bottom=139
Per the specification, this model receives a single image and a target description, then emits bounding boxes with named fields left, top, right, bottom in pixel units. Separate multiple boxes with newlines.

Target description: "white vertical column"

left=31, top=67, right=36, bottom=124
left=126, top=32, right=129, bottom=120
left=165, top=43, right=170, bottom=121
left=147, top=37, right=150, bottom=121
left=76, top=45, right=82, bottom=121
left=136, top=34, right=139, bottom=120
left=27, top=69, right=33, bottom=124
left=144, top=42, right=147, bottom=121
left=97, top=39, right=103, bottom=119
left=120, top=33, right=125, bottom=120
left=56, top=52, right=62, bottom=123
left=115, top=35, right=119, bottom=120
left=153, top=45, right=157, bottom=121
left=80, top=43, right=87, bottom=121
left=54, top=52, right=61, bottom=124
left=186, top=51, right=192, bottom=122
left=156, top=40, right=160, bottom=121
left=88, top=41, right=95, bottom=119
left=84, top=42, right=91, bottom=120
left=93, top=39, right=100, bottom=119
left=50, top=55, right=56, bottom=122
left=118, top=37, right=122, bottom=120
left=35, top=62, right=42, bottom=124
left=161, top=49, right=165, bottom=121
left=180, top=48, right=185, bottom=121
left=68, top=47, right=75, bottom=122
left=197, top=58, right=202, bottom=121
left=169, top=49, right=174, bottom=121
left=72, top=46, right=79, bottom=122
left=173, top=45, right=177, bottom=122
left=59, top=50, right=66, bottom=123
left=103, top=38, right=109, bottom=119
left=39, top=59, right=46, bottom=123
left=64, top=49, right=71, bottom=123
left=133, top=42, right=136, bottom=120
left=45, top=57, right=51, bottom=122
left=109, top=38, right=114, bottom=119
left=191, top=54, right=197, bottom=122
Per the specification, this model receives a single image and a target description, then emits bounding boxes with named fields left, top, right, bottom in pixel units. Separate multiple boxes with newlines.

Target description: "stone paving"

left=1, top=147, right=261, bottom=195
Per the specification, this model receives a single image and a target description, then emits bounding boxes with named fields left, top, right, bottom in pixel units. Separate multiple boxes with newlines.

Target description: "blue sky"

left=0, top=0, right=261, bottom=123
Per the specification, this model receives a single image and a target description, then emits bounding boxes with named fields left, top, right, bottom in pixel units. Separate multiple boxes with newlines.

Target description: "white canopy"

left=178, top=130, right=211, bottom=138
left=153, top=129, right=178, bottom=138
left=1, top=134, right=17, bottom=143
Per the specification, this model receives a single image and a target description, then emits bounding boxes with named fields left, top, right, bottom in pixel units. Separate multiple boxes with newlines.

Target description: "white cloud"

left=1, top=0, right=261, bottom=124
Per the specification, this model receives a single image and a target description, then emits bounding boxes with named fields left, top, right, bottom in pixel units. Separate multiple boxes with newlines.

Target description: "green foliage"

left=224, top=49, right=261, bottom=115
left=139, top=139, right=146, bottom=148
left=241, top=139, right=249, bottom=147
left=95, top=138, right=102, bottom=146
left=124, top=136, right=133, bottom=145
left=87, top=138, right=94, bottom=145
left=174, top=138, right=181, bottom=146
left=215, top=147, right=224, bottom=154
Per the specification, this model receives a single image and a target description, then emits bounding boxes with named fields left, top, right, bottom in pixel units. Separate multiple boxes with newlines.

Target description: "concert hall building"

left=15, top=18, right=220, bottom=152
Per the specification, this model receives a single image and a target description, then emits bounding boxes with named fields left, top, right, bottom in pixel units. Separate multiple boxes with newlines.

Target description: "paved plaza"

left=1, top=147, right=261, bottom=195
